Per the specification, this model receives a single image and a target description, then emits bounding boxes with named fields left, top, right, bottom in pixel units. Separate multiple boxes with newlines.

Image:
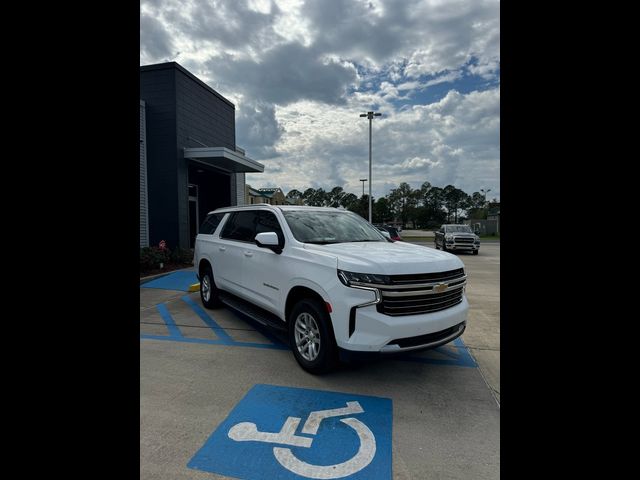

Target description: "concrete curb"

left=140, top=271, right=173, bottom=285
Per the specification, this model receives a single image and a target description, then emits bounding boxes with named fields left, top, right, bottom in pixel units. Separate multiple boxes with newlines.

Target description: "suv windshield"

left=446, top=225, right=473, bottom=233
left=283, top=210, right=386, bottom=244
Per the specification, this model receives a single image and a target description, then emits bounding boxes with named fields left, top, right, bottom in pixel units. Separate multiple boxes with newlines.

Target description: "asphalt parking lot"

left=140, top=241, right=500, bottom=479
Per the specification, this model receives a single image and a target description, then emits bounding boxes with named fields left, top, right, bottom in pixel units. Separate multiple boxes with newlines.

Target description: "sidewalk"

left=400, top=229, right=435, bottom=237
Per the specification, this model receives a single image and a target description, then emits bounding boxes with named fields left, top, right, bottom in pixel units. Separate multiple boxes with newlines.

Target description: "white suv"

left=194, top=205, right=468, bottom=373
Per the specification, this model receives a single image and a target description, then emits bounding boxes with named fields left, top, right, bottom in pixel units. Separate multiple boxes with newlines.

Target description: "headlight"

left=337, top=270, right=391, bottom=286
left=474, top=236, right=480, bottom=243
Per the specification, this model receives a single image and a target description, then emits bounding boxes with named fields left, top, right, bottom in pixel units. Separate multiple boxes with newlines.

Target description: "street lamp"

left=480, top=188, right=492, bottom=207
left=360, top=111, right=382, bottom=223
left=359, top=179, right=367, bottom=198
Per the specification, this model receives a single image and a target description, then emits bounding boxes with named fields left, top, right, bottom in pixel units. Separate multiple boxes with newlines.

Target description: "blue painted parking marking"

left=141, top=271, right=198, bottom=291
left=181, top=295, right=234, bottom=343
left=141, top=292, right=475, bottom=367
left=188, top=384, right=392, bottom=480
left=140, top=298, right=288, bottom=351
left=156, top=303, right=183, bottom=338
left=399, top=337, right=477, bottom=368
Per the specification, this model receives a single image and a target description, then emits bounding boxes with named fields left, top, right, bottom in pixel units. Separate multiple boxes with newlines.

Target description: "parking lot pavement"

left=140, top=251, right=500, bottom=480
left=404, top=241, right=500, bottom=404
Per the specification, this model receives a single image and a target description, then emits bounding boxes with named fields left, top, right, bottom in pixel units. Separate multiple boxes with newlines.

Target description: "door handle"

left=219, top=247, right=226, bottom=252
left=244, top=251, right=253, bottom=257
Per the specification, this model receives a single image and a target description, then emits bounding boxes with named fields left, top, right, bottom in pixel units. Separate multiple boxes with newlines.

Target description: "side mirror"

left=255, top=232, right=282, bottom=254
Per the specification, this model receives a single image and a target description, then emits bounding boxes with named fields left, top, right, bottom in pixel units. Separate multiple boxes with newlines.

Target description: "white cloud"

left=424, top=70, right=463, bottom=87
left=246, top=87, right=500, bottom=199
left=397, top=81, right=420, bottom=91
left=141, top=0, right=500, bottom=200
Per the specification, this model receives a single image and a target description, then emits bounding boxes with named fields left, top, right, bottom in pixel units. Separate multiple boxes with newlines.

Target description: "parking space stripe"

left=452, top=337, right=478, bottom=367
left=399, top=337, right=477, bottom=368
left=146, top=301, right=477, bottom=368
left=181, top=296, right=235, bottom=343
left=156, top=303, right=183, bottom=338
left=225, top=308, right=288, bottom=347
left=140, top=334, right=290, bottom=350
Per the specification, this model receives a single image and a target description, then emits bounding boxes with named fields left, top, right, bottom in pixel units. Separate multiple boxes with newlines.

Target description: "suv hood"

left=303, top=241, right=463, bottom=274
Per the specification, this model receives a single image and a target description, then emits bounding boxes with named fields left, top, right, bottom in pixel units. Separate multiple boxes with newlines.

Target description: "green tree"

left=388, top=182, right=416, bottom=228
left=348, top=194, right=372, bottom=219
left=327, top=186, right=345, bottom=207
left=340, top=192, right=358, bottom=209
left=303, top=188, right=328, bottom=206
left=373, top=197, right=392, bottom=224
left=302, top=188, right=316, bottom=202
left=467, top=191, right=487, bottom=219
left=286, top=189, right=303, bottom=200
left=443, top=185, right=470, bottom=223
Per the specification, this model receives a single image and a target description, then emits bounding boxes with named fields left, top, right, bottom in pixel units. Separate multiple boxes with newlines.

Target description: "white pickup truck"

left=194, top=205, right=468, bottom=373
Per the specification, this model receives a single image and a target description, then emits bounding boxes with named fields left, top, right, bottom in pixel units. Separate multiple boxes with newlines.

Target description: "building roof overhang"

left=184, top=147, right=264, bottom=173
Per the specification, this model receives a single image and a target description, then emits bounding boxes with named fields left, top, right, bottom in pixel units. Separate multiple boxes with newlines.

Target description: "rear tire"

left=442, top=243, right=447, bottom=252
left=288, top=298, right=338, bottom=374
left=200, top=266, right=223, bottom=309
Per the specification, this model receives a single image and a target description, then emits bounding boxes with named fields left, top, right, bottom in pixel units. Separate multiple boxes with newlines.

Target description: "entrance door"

left=188, top=184, right=199, bottom=248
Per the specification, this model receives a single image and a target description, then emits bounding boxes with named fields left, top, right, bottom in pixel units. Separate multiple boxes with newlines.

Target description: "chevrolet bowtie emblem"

left=433, top=283, right=448, bottom=293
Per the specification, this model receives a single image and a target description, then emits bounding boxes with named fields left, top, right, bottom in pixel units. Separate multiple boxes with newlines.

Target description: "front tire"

left=200, top=266, right=222, bottom=309
left=473, top=249, right=479, bottom=255
left=288, top=299, right=338, bottom=374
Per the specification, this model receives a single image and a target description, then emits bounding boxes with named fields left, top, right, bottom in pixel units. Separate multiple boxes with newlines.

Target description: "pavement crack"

left=465, top=345, right=500, bottom=351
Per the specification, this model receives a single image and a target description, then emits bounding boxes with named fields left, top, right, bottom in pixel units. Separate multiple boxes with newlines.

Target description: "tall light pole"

left=359, top=179, right=367, bottom=198
left=480, top=188, right=492, bottom=207
left=360, top=111, right=382, bottom=223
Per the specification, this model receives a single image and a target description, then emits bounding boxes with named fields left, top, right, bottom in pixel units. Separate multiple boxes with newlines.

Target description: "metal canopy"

left=183, top=147, right=264, bottom=173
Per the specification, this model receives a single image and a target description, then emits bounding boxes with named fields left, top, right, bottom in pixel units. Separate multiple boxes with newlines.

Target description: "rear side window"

left=200, top=213, right=225, bottom=235
left=220, top=211, right=258, bottom=242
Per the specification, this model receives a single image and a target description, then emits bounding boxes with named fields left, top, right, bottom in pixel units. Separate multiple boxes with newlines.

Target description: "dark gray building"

left=140, top=62, right=263, bottom=249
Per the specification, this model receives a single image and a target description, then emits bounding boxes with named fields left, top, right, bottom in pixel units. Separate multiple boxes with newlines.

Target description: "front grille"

left=374, top=268, right=466, bottom=316
left=377, top=288, right=464, bottom=316
left=388, top=322, right=465, bottom=348
left=454, top=237, right=474, bottom=243
left=388, top=268, right=464, bottom=285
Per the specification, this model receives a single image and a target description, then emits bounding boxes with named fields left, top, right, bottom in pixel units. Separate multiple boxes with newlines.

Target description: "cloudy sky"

left=141, top=0, right=500, bottom=201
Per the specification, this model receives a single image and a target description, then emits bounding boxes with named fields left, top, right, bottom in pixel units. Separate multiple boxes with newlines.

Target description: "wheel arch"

left=285, top=286, right=331, bottom=326
left=198, top=258, right=213, bottom=278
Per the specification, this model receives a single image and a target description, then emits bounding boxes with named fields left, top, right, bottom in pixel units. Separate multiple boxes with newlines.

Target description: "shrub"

left=171, top=247, right=194, bottom=265
left=140, top=246, right=170, bottom=271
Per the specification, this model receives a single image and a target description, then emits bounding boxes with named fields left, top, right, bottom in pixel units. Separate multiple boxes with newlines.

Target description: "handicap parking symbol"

left=188, top=384, right=392, bottom=479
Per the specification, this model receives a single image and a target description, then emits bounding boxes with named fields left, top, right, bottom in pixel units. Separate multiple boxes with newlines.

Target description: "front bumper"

left=331, top=290, right=469, bottom=352
left=446, top=242, right=479, bottom=251
left=338, top=320, right=466, bottom=361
